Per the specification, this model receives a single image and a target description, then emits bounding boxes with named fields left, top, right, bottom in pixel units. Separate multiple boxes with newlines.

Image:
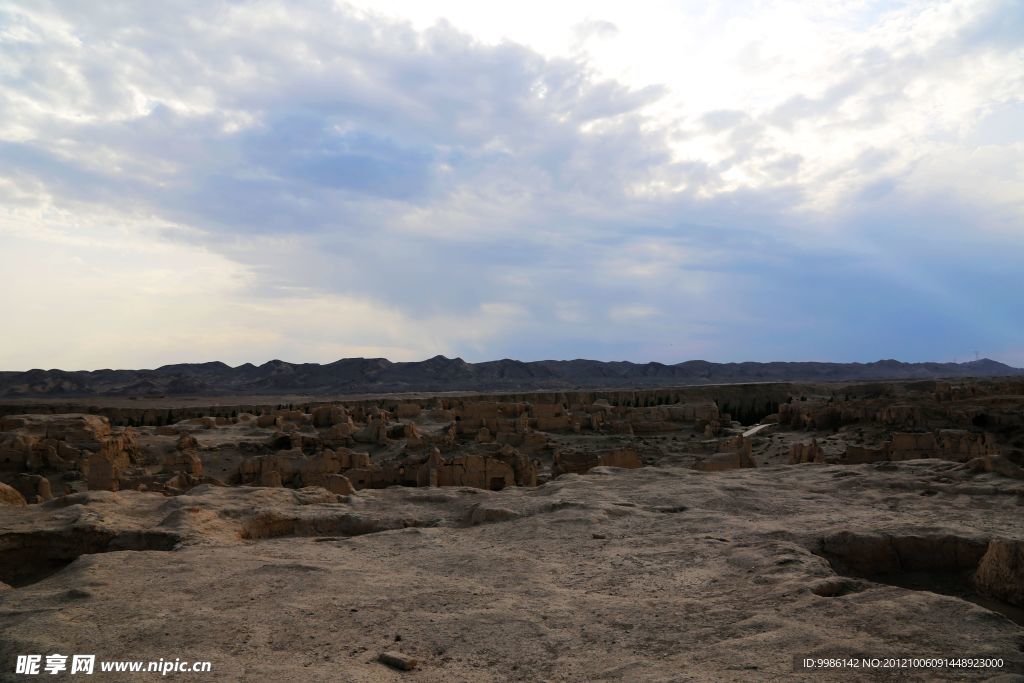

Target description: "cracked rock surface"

left=2, top=461, right=1023, bottom=681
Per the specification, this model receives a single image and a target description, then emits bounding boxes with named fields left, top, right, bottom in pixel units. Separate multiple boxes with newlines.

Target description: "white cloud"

left=0, top=0, right=1021, bottom=369
left=0, top=222, right=552, bottom=369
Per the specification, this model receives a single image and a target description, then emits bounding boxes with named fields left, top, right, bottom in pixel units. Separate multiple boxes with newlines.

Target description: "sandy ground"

left=2, top=460, right=1023, bottom=682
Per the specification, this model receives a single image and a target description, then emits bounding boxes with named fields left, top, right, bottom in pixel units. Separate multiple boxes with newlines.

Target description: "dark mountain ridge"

left=1, top=356, right=1022, bottom=398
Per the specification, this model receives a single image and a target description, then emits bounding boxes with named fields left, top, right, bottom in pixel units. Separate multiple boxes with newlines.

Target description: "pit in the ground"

left=0, top=529, right=179, bottom=588
left=812, top=532, right=1024, bottom=627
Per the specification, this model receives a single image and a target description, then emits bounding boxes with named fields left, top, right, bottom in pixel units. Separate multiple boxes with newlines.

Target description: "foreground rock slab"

left=1, top=461, right=1023, bottom=681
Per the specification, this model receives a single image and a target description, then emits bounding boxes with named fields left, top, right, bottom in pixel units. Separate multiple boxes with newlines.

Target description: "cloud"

left=573, top=19, right=619, bottom=43
left=0, top=0, right=1021, bottom=369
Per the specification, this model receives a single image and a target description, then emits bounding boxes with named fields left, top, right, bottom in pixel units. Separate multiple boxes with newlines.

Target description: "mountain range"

left=1, top=357, right=1021, bottom=398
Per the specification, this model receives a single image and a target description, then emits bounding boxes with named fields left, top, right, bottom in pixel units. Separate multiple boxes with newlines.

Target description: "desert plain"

left=2, top=377, right=1023, bottom=681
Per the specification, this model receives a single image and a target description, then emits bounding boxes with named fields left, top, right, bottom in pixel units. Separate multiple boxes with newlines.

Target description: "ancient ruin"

left=2, top=377, right=1023, bottom=678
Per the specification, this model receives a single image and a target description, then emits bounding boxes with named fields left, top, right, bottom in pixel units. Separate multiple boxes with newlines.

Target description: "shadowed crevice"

left=0, top=528, right=179, bottom=588
left=810, top=532, right=1024, bottom=626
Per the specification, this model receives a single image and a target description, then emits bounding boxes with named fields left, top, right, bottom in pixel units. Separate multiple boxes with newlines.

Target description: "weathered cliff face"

left=825, top=430, right=1002, bottom=466
left=774, top=379, right=1024, bottom=433
left=4, top=377, right=1024, bottom=500
left=235, top=448, right=371, bottom=488
left=0, top=414, right=140, bottom=491
left=0, top=383, right=780, bottom=427
left=764, top=379, right=1024, bottom=471
left=0, top=393, right=695, bottom=497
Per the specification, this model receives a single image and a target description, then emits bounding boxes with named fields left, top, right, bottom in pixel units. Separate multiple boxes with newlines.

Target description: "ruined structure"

left=0, top=414, right=140, bottom=492
left=1, top=378, right=1022, bottom=501
left=551, top=447, right=642, bottom=477
left=2, top=377, right=1024, bottom=678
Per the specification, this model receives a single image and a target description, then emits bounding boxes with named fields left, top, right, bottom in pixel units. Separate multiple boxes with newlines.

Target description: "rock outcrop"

left=9, top=473, right=52, bottom=503
left=552, top=447, right=642, bottom=477
left=974, top=539, right=1024, bottom=606
left=0, top=481, right=27, bottom=506
left=838, top=430, right=1001, bottom=465
left=693, top=436, right=756, bottom=472
left=237, top=448, right=372, bottom=489
left=789, top=439, right=825, bottom=464
left=0, top=414, right=139, bottom=487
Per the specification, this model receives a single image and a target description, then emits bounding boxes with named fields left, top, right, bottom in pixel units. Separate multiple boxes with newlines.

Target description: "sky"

left=1, top=0, right=1022, bottom=371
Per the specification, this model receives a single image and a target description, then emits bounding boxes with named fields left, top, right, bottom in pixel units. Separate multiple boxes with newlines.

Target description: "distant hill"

left=0, top=356, right=1021, bottom=398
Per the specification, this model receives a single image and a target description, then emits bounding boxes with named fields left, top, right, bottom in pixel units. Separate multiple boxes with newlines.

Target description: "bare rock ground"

left=2, top=460, right=1023, bottom=681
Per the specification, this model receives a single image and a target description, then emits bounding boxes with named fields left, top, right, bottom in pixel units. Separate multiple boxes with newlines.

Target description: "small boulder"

left=378, top=652, right=417, bottom=671
left=0, top=482, right=27, bottom=506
